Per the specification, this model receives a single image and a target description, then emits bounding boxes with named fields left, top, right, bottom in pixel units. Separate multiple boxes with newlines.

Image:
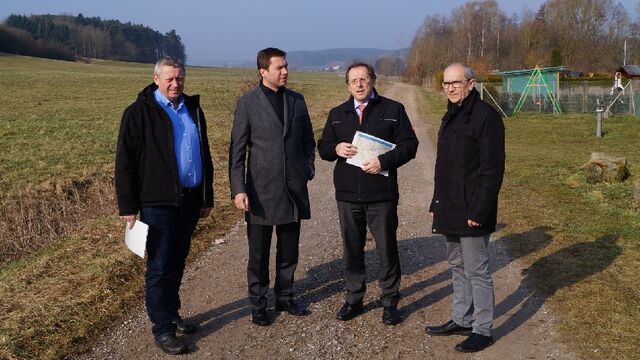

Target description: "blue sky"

left=1, top=0, right=637, bottom=65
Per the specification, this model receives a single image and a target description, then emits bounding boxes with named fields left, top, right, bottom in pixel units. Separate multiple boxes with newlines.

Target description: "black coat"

left=430, top=89, right=505, bottom=236
left=115, top=83, right=214, bottom=216
left=318, top=90, right=419, bottom=203
left=229, top=86, right=315, bottom=225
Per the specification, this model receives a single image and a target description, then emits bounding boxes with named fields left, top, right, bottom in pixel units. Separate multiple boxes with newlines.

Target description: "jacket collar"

left=445, top=88, right=478, bottom=123
left=341, top=88, right=381, bottom=113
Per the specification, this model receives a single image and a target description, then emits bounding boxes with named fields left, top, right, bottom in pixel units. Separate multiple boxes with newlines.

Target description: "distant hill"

left=0, top=13, right=186, bottom=63
left=286, top=48, right=408, bottom=71
left=225, top=48, right=408, bottom=72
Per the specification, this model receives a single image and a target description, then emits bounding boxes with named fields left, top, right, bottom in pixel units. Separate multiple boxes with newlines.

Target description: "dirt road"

left=81, top=82, right=574, bottom=359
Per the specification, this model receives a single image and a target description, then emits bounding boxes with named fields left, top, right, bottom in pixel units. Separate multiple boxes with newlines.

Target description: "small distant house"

left=618, top=65, right=640, bottom=80
left=617, top=65, right=640, bottom=117
left=562, top=70, right=584, bottom=78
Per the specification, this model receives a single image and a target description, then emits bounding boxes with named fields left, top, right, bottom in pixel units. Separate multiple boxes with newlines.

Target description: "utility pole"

left=596, top=99, right=603, bottom=138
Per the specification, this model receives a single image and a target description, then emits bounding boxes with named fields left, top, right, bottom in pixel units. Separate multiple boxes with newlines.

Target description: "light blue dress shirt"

left=154, top=89, right=203, bottom=189
left=353, top=92, right=376, bottom=117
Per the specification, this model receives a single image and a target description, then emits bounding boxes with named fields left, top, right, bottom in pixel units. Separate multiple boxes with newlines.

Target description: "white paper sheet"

left=346, top=131, right=396, bottom=177
left=124, top=220, right=148, bottom=258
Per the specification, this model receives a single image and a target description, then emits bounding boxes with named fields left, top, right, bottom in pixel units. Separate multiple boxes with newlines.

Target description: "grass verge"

left=419, top=89, right=640, bottom=359
left=0, top=55, right=346, bottom=359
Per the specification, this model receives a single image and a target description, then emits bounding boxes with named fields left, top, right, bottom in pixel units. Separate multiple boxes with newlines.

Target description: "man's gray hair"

left=446, top=62, right=475, bottom=80
left=154, top=56, right=186, bottom=76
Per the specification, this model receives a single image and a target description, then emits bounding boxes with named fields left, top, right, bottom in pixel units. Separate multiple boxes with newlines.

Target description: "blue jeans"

left=140, top=192, right=201, bottom=338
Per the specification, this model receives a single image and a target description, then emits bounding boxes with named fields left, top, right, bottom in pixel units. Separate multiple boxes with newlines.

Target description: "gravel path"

left=80, top=83, right=574, bottom=359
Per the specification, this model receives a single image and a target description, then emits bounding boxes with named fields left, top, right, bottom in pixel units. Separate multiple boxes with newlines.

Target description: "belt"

left=180, top=187, right=198, bottom=195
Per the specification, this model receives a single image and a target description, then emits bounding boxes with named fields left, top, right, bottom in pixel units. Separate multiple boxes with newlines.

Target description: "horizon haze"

left=1, top=0, right=638, bottom=66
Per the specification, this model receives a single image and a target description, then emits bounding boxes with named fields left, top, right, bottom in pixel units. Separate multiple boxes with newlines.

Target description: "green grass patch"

left=420, top=90, right=640, bottom=359
left=0, top=55, right=346, bottom=359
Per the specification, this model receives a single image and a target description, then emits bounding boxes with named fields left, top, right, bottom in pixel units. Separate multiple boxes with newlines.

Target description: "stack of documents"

left=346, top=131, right=396, bottom=177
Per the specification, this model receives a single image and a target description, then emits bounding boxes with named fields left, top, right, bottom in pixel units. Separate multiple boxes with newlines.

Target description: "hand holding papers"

left=346, top=131, right=396, bottom=176
left=124, top=220, right=148, bottom=258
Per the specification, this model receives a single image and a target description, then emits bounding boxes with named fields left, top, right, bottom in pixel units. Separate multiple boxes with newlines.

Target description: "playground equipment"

left=500, top=66, right=564, bottom=116
left=512, top=66, right=562, bottom=115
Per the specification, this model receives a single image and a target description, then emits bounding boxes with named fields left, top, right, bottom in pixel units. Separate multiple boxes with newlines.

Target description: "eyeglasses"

left=348, top=77, right=370, bottom=86
left=441, top=80, right=470, bottom=89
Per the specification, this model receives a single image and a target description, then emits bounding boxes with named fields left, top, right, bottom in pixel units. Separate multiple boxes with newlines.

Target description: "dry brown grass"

left=0, top=169, right=114, bottom=264
left=0, top=56, right=346, bottom=359
left=420, top=89, right=640, bottom=359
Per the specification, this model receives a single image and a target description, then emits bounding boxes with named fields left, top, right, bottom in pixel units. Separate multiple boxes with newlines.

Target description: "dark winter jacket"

left=115, top=83, right=214, bottom=216
left=430, top=88, right=505, bottom=236
left=318, top=89, right=419, bottom=203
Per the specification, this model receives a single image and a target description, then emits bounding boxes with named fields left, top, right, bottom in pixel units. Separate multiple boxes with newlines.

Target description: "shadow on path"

left=494, top=234, right=621, bottom=339
left=187, top=225, right=566, bottom=352
left=399, top=226, right=555, bottom=318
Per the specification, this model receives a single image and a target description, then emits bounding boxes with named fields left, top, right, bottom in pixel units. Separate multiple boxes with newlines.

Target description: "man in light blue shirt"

left=115, top=56, right=214, bottom=355
left=153, top=89, right=203, bottom=189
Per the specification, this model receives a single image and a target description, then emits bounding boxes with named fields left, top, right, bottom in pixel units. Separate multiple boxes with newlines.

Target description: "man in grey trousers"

left=229, top=47, right=315, bottom=326
left=426, top=62, right=505, bottom=353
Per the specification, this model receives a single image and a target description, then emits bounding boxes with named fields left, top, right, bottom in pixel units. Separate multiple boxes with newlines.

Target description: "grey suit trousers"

left=445, top=234, right=494, bottom=337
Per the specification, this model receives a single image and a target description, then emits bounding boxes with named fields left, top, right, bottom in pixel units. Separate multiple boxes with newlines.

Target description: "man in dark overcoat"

left=425, top=62, right=505, bottom=353
left=318, top=62, right=418, bottom=325
left=229, top=47, right=315, bottom=326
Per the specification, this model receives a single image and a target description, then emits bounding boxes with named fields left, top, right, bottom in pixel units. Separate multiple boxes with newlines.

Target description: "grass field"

left=421, top=89, right=640, bottom=359
left=0, top=55, right=347, bottom=359
left=4, top=55, right=639, bottom=359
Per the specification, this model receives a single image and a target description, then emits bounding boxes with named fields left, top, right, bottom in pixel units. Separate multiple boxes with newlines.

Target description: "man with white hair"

left=426, top=62, right=505, bottom=353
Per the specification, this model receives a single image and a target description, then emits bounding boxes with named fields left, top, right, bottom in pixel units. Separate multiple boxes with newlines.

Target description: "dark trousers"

left=141, top=192, right=201, bottom=338
left=246, top=221, right=301, bottom=310
left=337, top=200, right=401, bottom=307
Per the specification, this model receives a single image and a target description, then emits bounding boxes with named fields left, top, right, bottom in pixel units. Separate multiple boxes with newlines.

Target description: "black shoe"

left=154, top=333, right=187, bottom=355
left=275, top=300, right=311, bottom=316
left=251, top=308, right=271, bottom=326
left=336, top=302, right=363, bottom=321
left=455, top=333, right=494, bottom=353
left=174, top=318, right=198, bottom=335
left=425, top=319, right=472, bottom=336
left=381, top=306, right=402, bottom=325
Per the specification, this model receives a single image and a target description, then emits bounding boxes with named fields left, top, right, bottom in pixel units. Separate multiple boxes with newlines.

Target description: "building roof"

left=620, top=65, right=640, bottom=76
left=499, top=66, right=566, bottom=77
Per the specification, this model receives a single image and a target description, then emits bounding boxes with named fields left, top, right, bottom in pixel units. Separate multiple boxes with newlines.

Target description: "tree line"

left=0, top=13, right=186, bottom=63
left=404, top=0, right=640, bottom=84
